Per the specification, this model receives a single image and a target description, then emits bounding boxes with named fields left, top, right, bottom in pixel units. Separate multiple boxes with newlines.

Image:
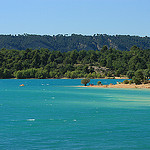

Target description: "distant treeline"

left=0, top=34, right=150, bottom=51
left=0, top=45, right=150, bottom=79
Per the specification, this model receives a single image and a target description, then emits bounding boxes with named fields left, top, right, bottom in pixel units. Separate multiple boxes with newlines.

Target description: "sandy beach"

left=78, top=83, right=150, bottom=89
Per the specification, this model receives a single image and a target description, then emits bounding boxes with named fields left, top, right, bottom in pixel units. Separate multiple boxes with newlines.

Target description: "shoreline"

left=77, top=83, right=150, bottom=89
left=3, top=77, right=128, bottom=80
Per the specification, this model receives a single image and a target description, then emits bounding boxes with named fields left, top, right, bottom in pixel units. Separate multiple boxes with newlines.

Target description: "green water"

left=0, top=79, right=150, bottom=149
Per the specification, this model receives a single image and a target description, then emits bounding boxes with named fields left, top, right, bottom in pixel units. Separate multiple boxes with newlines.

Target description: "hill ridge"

left=0, top=34, right=150, bottom=51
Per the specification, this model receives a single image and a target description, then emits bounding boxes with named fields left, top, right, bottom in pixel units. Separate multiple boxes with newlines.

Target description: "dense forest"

left=0, top=45, right=150, bottom=80
left=0, top=34, right=150, bottom=51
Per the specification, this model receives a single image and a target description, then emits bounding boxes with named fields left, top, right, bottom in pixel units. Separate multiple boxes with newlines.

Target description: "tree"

left=82, top=66, right=89, bottom=73
left=97, top=81, right=102, bottom=85
left=15, top=70, right=24, bottom=79
left=132, top=76, right=141, bottom=85
left=81, top=78, right=90, bottom=86
left=134, top=70, right=145, bottom=81
left=70, top=71, right=78, bottom=79
left=131, top=70, right=145, bottom=85
left=126, top=70, right=134, bottom=79
left=0, top=68, right=4, bottom=78
left=35, top=68, right=48, bottom=79
left=143, top=69, right=150, bottom=79
left=70, top=50, right=78, bottom=64
left=3, top=69, right=12, bottom=78
left=106, top=57, right=112, bottom=68
left=101, top=45, right=108, bottom=53
left=107, top=71, right=112, bottom=77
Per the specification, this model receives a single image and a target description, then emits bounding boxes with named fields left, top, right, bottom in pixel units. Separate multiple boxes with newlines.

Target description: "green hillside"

left=0, top=34, right=150, bottom=51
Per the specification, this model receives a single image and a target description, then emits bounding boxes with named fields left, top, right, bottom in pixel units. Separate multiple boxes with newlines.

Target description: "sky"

left=0, top=0, right=150, bottom=36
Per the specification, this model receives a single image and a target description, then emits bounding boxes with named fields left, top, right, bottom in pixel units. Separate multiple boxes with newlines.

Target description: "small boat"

left=19, top=84, right=24, bottom=86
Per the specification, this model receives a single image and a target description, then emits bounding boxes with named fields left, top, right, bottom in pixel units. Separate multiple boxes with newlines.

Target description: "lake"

left=0, top=79, right=150, bottom=149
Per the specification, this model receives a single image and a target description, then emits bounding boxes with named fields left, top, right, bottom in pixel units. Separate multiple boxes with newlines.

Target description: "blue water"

left=0, top=79, right=150, bottom=150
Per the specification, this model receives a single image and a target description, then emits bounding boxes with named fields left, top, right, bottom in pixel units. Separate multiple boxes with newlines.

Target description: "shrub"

left=97, top=81, right=102, bottom=85
left=143, top=80, right=149, bottom=84
left=132, top=76, right=141, bottom=85
left=129, top=80, right=133, bottom=84
left=123, top=80, right=129, bottom=84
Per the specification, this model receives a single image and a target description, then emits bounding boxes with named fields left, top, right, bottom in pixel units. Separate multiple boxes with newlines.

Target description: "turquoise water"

left=0, top=79, right=150, bottom=150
